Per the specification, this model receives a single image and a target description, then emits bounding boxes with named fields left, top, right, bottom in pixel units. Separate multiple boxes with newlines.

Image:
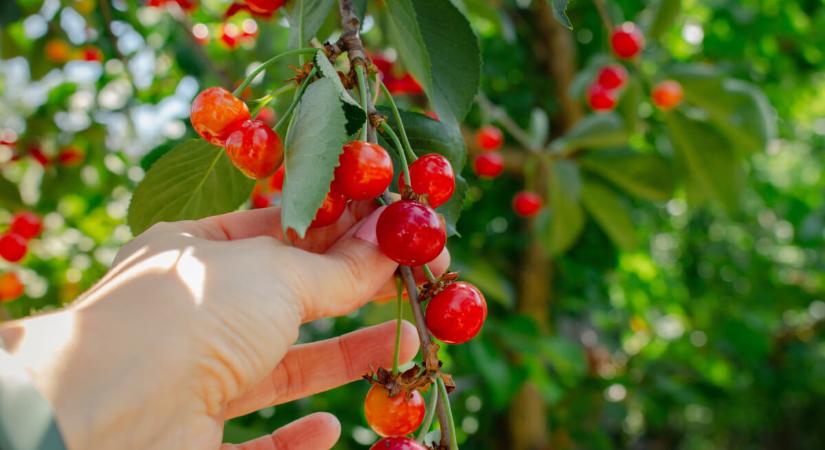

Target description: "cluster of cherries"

left=588, top=22, right=684, bottom=112
left=44, top=39, right=103, bottom=64
left=471, top=126, right=544, bottom=218
left=0, top=211, right=43, bottom=303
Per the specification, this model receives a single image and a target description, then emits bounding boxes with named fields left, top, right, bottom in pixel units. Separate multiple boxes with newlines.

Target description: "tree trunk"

left=507, top=2, right=583, bottom=449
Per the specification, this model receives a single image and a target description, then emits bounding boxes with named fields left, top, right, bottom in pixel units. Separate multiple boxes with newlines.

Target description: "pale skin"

left=0, top=202, right=449, bottom=450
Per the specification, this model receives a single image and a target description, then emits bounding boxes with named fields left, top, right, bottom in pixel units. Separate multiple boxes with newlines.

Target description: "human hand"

left=0, top=201, right=449, bottom=450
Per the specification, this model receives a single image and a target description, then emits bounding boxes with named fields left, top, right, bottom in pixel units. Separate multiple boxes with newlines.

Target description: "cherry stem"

left=377, top=123, right=412, bottom=188
left=392, top=276, right=404, bottom=376
left=379, top=81, right=418, bottom=163
left=422, top=265, right=438, bottom=284
left=251, top=84, right=296, bottom=116
left=274, top=66, right=318, bottom=134
left=593, top=0, right=614, bottom=31
left=232, top=48, right=319, bottom=97
left=437, top=377, right=459, bottom=450
left=356, top=64, right=370, bottom=142
left=416, top=384, right=440, bottom=443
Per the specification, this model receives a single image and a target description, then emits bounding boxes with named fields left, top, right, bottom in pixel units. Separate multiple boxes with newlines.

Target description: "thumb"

left=297, top=206, right=399, bottom=320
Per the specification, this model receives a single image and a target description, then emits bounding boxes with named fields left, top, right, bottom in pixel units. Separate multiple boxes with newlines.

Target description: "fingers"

left=220, top=412, right=340, bottom=450
left=372, top=247, right=451, bottom=302
left=225, top=320, right=419, bottom=419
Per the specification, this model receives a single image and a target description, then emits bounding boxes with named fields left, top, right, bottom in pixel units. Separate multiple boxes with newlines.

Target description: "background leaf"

left=645, top=0, right=682, bottom=41
left=540, top=160, right=585, bottom=255
left=548, top=0, right=573, bottom=29
left=580, top=149, right=675, bottom=201
left=286, top=0, right=337, bottom=48
left=551, top=113, right=628, bottom=153
left=580, top=177, right=638, bottom=250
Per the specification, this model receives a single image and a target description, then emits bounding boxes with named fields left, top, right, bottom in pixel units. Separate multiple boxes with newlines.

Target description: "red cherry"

left=398, top=154, right=455, bottom=208
left=370, top=437, right=429, bottom=450
left=0, top=272, right=24, bottom=302
left=588, top=84, right=617, bottom=111
left=250, top=184, right=271, bottom=209
left=310, top=189, right=347, bottom=228
left=364, top=385, right=425, bottom=437
left=425, top=282, right=487, bottom=344
left=224, top=120, right=283, bottom=179
left=256, top=106, right=276, bottom=127
left=596, top=64, right=628, bottom=90
left=9, top=212, right=42, bottom=240
left=269, top=165, right=285, bottom=192
left=376, top=200, right=446, bottom=266
left=244, top=0, right=285, bottom=14
left=512, top=191, right=543, bottom=218
left=611, top=22, right=644, bottom=59
left=57, top=147, right=85, bottom=166
left=473, top=152, right=504, bottom=179
left=191, top=87, right=250, bottom=146
left=333, top=142, right=393, bottom=200
left=0, top=233, right=27, bottom=262
left=652, top=80, right=684, bottom=111
left=82, top=47, right=103, bottom=62
left=220, top=23, right=241, bottom=49
left=476, top=125, right=503, bottom=151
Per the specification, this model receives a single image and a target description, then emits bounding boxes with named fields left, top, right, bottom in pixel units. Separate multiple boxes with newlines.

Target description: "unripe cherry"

left=364, top=385, right=425, bottom=437
left=476, top=125, right=503, bottom=151
left=512, top=191, right=543, bottom=218
left=398, top=153, right=455, bottom=208
left=310, top=189, right=348, bottom=228
left=610, top=22, right=644, bottom=59
left=473, top=152, right=504, bottom=179
left=333, top=141, right=393, bottom=200
left=425, top=282, right=487, bottom=344
left=651, top=80, right=684, bottom=111
left=376, top=200, right=446, bottom=266
left=0, top=233, right=27, bottom=263
left=370, top=437, right=429, bottom=450
left=190, top=87, right=250, bottom=146
left=588, top=84, right=617, bottom=111
left=224, top=120, right=283, bottom=179
left=9, top=212, right=42, bottom=240
left=596, top=64, right=628, bottom=90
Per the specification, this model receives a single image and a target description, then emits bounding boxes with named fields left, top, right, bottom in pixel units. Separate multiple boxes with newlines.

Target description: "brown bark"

left=508, top=2, right=583, bottom=450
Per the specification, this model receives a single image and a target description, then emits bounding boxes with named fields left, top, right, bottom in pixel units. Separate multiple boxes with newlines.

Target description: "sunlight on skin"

left=176, top=246, right=206, bottom=304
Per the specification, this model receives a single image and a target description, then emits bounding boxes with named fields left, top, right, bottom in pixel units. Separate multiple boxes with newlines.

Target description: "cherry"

left=364, top=384, right=425, bottom=437
left=219, top=23, right=241, bottom=49
left=57, top=147, right=85, bottom=167
left=269, top=165, right=285, bottom=192
left=224, top=120, right=283, bottom=179
left=333, top=141, right=393, bottom=200
left=473, top=152, right=504, bottom=179
left=82, top=46, right=103, bottom=62
left=476, top=125, right=503, bottom=151
left=512, top=191, right=543, bottom=218
left=0, top=273, right=24, bottom=302
left=9, top=212, right=42, bottom=240
left=310, top=189, right=348, bottom=228
left=398, top=153, right=455, bottom=208
left=45, top=39, right=71, bottom=63
left=611, top=22, right=644, bottom=59
left=596, top=64, right=628, bottom=90
left=244, top=0, right=285, bottom=14
left=652, top=80, right=684, bottom=111
left=588, top=84, right=617, bottom=111
left=256, top=106, right=276, bottom=127
left=191, top=87, right=250, bottom=146
left=376, top=200, right=446, bottom=266
left=370, top=437, right=429, bottom=450
left=425, top=282, right=487, bottom=344
left=250, top=184, right=271, bottom=209
left=0, top=233, right=27, bottom=263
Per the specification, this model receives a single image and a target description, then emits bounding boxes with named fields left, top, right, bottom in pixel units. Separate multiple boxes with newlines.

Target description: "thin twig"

left=477, top=93, right=541, bottom=153
left=593, top=0, right=614, bottom=31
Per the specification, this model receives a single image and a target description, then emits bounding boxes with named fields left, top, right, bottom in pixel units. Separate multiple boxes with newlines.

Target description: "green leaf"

left=665, top=111, right=743, bottom=212
left=282, top=79, right=361, bottom=237
left=140, top=141, right=178, bottom=171
left=0, top=1, right=22, bottom=26
left=541, top=336, right=587, bottom=381
left=618, top=76, right=642, bottom=132
left=551, top=113, right=628, bottom=154
left=0, top=176, right=24, bottom=210
left=286, top=0, right=337, bottom=48
left=313, top=51, right=367, bottom=136
left=580, top=149, right=675, bottom=201
left=127, top=140, right=254, bottom=235
left=381, top=0, right=481, bottom=125
left=539, top=160, right=585, bottom=255
left=527, top=108, right=550, bottom=149
left=645, top=0, right=681, bottom=41
left=580, top=178, right=638, bottom=250
left=548, top=0, right=572, bottom=30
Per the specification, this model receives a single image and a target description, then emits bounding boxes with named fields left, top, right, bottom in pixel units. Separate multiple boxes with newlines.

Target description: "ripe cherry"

left=57, top=147, right=84, bottom=167
left=398, top=154, right=455, bottom=208
left=473, top=152, right=504, bottom=179
left=0, top=233, right=27, bottom=263
left=0, top=273, right=24, bottom=302
left=9, top=212, right=42, bottom=240
left=370, top=437, right=428, bottom=450
left=224, top=120, right=283, bottom=179
left=364, top=385, right=425, bottom=437
left=333, top=142, right=393, bottom=200
left=269, top=165, right=285, bottom=192
left=476, top=125, right=503, bottom=151
left=588, top=84, right=617, bottom=111
left=244, top=0, right=285, bottom=14
left=425, top=282, right=487, bottom=344
left=611, top=22, right=644, bottom=59
left=256, top=106, right=277, bottom=127
left=82, top=46, right=103, bottom=62
left=651, top=80, right=684, bottom=111
left=191, top=87, right=250, bottom=146
left=310, top=189, right=347, bottom=228
left=220, top=23, right=241, bottom=49
left=596, top=64, right=628, bottom=90
left=512, top=191, right=543, bottom=218
left=250, top=184, right=271, bottom=209
left=376, top=200, right=446, bottom=266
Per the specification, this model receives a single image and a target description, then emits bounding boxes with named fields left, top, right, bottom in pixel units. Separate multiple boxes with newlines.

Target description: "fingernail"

left=354, top=206, right=385, bottom=246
